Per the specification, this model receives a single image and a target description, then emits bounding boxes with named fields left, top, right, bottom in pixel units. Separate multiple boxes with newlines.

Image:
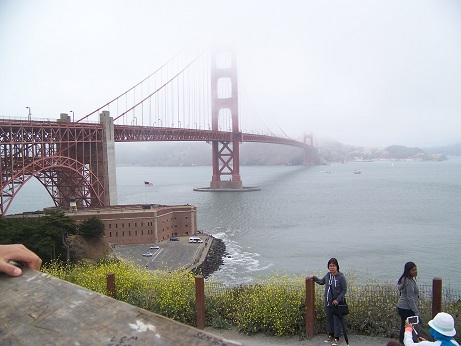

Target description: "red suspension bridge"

left=0, top=49, right=314, bottom=216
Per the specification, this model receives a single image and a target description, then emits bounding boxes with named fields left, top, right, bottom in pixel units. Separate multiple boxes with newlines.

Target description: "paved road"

left=205, top=328, right=393, bottom=346
left=113, top=235, right=210, bottom=271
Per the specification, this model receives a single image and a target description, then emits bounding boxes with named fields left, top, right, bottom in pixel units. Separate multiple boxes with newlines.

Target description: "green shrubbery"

left=42, top=261, right=461, bottom=341
left=43, top=259, right=197, bottom=324
left=209, top=276, right=306, bottom=336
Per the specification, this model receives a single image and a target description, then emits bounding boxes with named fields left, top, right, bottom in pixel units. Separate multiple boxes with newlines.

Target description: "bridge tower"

left=210, top=49, right=243, bottom=190
left=303, top=133, right=315, bottom=165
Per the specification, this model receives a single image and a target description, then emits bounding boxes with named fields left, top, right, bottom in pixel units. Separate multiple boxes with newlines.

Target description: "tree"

left=0, top=210, right=77, bottom=262
left=78, top=217, right=105, bottom=238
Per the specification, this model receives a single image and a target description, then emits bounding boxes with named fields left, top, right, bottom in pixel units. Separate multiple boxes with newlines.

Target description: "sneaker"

left=331, top=338, right=340, bottom=346
left=324, top=335, right=334, bottom=343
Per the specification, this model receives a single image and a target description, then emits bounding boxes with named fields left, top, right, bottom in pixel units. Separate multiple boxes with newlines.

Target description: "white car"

left=149, top=245, right=159, bottom=249
left=142, top=252, right=153, bottom=257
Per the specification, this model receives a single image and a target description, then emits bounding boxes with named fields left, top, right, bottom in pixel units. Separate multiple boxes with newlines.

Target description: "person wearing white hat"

left=404, top=312, right=459, bottom=346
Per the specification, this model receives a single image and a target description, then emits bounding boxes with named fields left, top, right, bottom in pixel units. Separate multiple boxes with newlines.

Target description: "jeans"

left=398, top=307, right=415, bottom=343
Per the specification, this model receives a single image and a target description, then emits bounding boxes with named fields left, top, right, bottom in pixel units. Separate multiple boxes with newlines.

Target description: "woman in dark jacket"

left=308, top=258, right=347, bottom=346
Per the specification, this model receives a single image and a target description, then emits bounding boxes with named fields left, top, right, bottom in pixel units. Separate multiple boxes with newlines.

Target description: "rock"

left=192, top=237, right=226, bottom=278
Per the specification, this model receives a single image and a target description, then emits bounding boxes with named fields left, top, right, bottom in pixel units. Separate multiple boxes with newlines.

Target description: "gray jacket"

left=397, top=278, right=419, bottom=316
left=313, top=272, right=347, bottom=306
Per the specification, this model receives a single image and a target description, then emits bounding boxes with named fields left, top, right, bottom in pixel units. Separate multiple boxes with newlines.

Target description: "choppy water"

left=7, top=157, right=461, bottom=290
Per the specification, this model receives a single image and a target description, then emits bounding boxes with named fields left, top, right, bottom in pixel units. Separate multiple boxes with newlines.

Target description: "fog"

left=1, top=0, right=460, bottom=147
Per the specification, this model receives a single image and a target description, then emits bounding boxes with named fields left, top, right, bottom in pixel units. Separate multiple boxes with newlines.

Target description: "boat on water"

left=353, top=169, right=362, bottom=174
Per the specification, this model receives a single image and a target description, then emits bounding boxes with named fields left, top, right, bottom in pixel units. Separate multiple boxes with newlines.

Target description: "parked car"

left=189, top=237, right=203, bottom=243
left=149, top=245, right=159, bottom=249
left=170, top=237, right=179, bottom=241
left=142, top=252, right=153, bottom=257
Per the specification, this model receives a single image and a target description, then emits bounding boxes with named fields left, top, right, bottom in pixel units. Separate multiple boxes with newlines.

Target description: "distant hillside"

left=315, top=139, right=448, bottom=163
left=115, top=142, right=312, bottom=166
left=115, top=139, right=454, bottom=167
left=423, top=142, right=461, bottom=156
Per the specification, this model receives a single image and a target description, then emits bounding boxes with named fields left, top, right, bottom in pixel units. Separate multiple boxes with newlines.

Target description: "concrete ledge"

left=0, top=268, right=242, bottom=346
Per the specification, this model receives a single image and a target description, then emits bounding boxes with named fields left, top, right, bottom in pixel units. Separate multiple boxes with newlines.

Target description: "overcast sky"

left=1, top=0, right=460, bottom=147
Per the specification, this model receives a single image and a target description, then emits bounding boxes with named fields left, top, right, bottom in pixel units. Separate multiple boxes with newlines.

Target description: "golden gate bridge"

left=0, top=48, right=314, bottom=216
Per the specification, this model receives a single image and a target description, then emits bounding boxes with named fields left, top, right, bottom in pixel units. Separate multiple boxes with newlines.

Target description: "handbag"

left=332, top=299, right=349, bottom=316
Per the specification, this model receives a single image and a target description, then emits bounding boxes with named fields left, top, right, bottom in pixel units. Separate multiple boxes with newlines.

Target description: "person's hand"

left=307, top=275, right=313, bottom=279
left=332, top=300, right=339, bottom=305
left=404, top=320, right=412, bottom=329
left=0, top=244, right=42, bottom=276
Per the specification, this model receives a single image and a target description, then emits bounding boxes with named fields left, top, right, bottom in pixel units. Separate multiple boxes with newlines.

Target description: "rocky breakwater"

left=192, top=236, right=226, bottom=278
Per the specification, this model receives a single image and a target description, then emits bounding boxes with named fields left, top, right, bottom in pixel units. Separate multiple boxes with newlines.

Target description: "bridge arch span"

left=2, top=156, right=105, bottom=215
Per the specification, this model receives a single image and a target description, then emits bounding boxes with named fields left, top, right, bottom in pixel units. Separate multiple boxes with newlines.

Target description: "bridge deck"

left=0, top=268, right=241, bottom=345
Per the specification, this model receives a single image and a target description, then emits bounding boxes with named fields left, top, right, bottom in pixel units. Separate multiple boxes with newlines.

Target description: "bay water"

left=7, top=158, right=461, bottom=290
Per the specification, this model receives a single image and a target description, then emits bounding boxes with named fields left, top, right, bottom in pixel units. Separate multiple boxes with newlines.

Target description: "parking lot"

left=113, top=235, right=210, bottom=271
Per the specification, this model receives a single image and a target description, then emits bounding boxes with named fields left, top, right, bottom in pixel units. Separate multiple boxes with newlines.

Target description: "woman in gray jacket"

left=308, top=258, right=347, bottom=346
left=397, top=261, right=419, bottom=344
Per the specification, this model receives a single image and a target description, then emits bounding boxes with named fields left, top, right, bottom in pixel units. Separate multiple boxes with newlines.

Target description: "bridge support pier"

left=100, top=111, right=118, bottom=206
left=210, top=140, right=243, bottom=190
left=55, top=111, right=117, bottom=209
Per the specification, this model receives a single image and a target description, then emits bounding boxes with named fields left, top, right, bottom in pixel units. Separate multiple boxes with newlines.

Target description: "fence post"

left=106, top=273, right=116, bottom=299
left=305, top=277, right=315, bottom=337
left=432, top=277, right=442, bottom=318
left=195, top=275, right=206, bottom=329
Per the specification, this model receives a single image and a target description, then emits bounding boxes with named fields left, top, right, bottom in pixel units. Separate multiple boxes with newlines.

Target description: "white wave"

left=208, top=227, right=273, bottom=285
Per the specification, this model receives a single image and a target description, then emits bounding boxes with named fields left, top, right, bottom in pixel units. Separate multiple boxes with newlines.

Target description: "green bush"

left=213, top=275, right=305, bottom=336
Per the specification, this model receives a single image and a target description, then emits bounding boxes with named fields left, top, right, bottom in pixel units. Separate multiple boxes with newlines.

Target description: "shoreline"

left=189, top=235, right=227, bottom=278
